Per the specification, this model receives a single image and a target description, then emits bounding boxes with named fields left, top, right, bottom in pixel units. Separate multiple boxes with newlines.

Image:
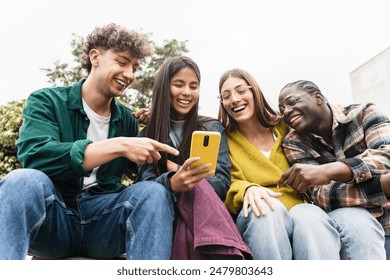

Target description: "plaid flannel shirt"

left=282, top=103, right=390, bottom=235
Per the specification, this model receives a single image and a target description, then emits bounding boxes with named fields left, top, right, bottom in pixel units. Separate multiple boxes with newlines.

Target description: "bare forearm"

left=324, top=162, right=353, bottom=183
left=83, top=137, right=179, bottom=172
left=83, top=138, right=124, bottom=171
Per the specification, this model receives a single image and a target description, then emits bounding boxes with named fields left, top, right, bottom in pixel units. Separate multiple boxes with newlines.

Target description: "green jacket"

left=16, top=80, right=138, bottom=199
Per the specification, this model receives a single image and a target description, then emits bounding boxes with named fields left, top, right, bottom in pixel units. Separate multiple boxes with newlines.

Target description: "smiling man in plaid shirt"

left=277, top=80, right=390, bottom=260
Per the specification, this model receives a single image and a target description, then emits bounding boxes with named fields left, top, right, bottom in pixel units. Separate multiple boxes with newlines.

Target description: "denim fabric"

left=236, top=198, right=294, bottom=259
left=236, top=199, right=341, bottom=260
left=328, top=207, right=386, bottom=260
left=236, top=198, right=387, bottom=260
left=289, top=204, right=341, bottom=259
left=385, top=236, right=390, bottom=260
left=0, top=169, right=174, bottom=260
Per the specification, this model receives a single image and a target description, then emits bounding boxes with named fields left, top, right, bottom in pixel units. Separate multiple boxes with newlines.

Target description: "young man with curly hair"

left=0, top=23, right=179, bottom=260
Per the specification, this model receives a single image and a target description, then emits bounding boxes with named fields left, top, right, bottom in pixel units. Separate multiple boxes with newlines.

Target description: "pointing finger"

left=278, top=168, right=292, bottom=187
left=156, top=142, right=179, bottom=156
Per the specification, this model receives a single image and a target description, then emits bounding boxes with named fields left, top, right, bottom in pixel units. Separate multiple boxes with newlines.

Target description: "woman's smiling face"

left=220, top=76, right=255, bottom=124
left=169, top=67, right=200, bottom=120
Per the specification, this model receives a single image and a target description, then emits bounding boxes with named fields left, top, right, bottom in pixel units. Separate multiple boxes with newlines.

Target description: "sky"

left=1, top=0, right=390, bottom=118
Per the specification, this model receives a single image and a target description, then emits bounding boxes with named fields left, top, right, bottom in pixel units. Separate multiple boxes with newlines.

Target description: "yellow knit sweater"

left=224, top=122, right=304, bottom=215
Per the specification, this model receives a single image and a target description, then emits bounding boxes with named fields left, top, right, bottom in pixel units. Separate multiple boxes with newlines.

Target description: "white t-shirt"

left=260, top=132, right=276, bottom=158
left=82, top=99, right=111, bottom=190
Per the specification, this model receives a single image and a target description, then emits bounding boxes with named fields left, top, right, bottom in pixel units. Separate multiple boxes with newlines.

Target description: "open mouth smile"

left=114, top=78, right=128, bottom=89
left=177, top=99, right=191, bottom=105
left=232, top=105, right=246, bottom=113
left=289, top=114, right=302, bottom=125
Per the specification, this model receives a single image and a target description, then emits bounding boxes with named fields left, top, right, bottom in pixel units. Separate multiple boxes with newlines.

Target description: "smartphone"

left=189, top=131, right=221, bottom=176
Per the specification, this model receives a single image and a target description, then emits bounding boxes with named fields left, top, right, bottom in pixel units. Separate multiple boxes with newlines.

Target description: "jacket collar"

left=67, top=79, right=121, bottom=122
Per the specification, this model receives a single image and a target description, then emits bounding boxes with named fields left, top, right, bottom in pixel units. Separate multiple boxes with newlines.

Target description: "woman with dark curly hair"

left=0, top=23, right=179, bottom=260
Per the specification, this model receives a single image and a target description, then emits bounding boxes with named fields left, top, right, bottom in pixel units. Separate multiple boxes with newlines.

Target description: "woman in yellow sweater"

left=218, top=69, right=341, bottom=259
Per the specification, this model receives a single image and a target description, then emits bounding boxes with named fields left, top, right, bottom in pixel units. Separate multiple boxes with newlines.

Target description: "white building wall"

left=350, top=47, right=390, bottom=118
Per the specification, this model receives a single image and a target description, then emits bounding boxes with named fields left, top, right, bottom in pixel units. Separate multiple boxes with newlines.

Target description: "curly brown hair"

left=81, top=23, right=152, bottom=74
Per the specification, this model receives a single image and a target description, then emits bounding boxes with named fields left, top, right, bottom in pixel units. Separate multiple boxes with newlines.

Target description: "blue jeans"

left=236, top=199, right=340, bottom=259
left=328, top=207, right=386, bottom=259
left=236, top=198, right=386, bottom=259
left=0, top=169, right=174, bottom=260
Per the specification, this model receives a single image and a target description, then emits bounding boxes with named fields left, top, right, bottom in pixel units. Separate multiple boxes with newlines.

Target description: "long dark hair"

left=218, top=68, right=281, bottom=133
left=140, top=56, right=212, bottom=176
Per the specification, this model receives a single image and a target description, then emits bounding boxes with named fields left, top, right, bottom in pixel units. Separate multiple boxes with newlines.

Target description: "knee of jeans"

left=289, top=204, right=328, bottom=226
left=329, top=207, right=384, bottom=234
left=237, top=198, right=288, bottom=227
left=134, top=181, right=173, bottom=208
left=3, top=168, right=49, bottom=183
left=289, top=203, right=314, bottom=214
left=254, top=197, right=286, bottom=214
left=1, top=168, right=53, bottom=199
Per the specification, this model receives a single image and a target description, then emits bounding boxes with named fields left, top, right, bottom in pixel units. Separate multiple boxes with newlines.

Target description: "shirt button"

left=85, top=117, right=88, bottom=121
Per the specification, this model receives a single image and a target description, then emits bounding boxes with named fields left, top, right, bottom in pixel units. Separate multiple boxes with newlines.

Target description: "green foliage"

left=40, top=34, right=86, bottom=86
left=0, top=100, right=26, bottom=179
